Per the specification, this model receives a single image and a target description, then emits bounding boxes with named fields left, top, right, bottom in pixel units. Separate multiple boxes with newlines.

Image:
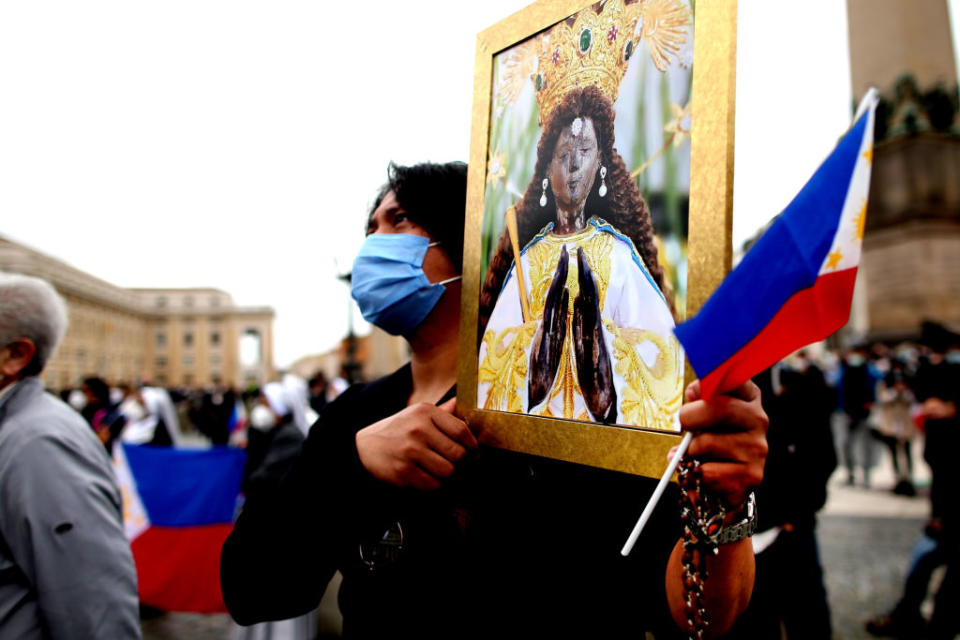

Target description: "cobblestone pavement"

left=140, top=612, right=232, bottom=640
left=140, top=573, right=342, bottom=640
left=819, top=505, right=927, bottom=639
left=819, top=428, right=950, bottom=640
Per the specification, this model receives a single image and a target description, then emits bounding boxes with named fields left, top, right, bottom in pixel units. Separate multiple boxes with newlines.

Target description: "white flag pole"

left=620, top=430, right=692, bottom=556
left=853, top=87, right=879, bottom=121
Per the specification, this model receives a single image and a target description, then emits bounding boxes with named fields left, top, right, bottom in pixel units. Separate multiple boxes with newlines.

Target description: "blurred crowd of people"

left=53, top=370, right=345, bottom=453
left=844, top=335, right=960, bottom=640
left=37, top=328, right=960, bottom=640
left=742, top=333, right=959, bottom=640
left=829, top=339, right=960, bottom=497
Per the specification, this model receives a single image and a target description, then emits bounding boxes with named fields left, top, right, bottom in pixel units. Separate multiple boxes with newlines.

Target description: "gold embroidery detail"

left=478, top=321, right=537, bottom=413
left=606, top=319, right=683, bottom=431
left=537, top=338, right=584, bottom=419
left=526, top=228, right=613, bottom=317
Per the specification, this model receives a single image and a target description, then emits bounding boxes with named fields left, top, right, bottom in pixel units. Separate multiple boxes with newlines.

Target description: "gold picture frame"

left=458, top=0, right=736, bottom=478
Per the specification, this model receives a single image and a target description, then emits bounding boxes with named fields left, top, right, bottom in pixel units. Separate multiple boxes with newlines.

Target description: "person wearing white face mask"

left=221, top=162, right=768, bottom=638
left=234, top=382, right=315, bottom=640
left=0, top=272, right=140, bottom=639
left=66, top=387, right=87, bottom=412
left=119, top=386, right=181, bottom=447
left=248, top=402, right=278, bottom=431
left=242, top=382, right=307, bottom=502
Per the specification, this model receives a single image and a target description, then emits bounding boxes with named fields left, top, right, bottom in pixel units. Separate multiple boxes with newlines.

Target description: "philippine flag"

left=227, top=399, right=247, bottom=434
left=676, top=90, right=879, bottom=399
left=113, top=443, right=246, bottom=612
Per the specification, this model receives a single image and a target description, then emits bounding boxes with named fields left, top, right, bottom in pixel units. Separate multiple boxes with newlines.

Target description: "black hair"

left=369, top=161, right=468, bottom=272
left=82, top=377, right=111, bottom=407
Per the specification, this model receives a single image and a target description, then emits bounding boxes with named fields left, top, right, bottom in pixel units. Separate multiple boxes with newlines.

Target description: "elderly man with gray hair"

left=0, top=272, right=141, bottom=639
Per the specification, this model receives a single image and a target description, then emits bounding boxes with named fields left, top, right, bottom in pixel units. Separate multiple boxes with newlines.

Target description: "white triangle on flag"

left=111, top=442, right=150, bottom=541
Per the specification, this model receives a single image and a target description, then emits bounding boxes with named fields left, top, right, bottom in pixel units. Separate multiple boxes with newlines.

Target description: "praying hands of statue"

left=527, top=247, right=616, bottom=422
left=572, top=247, right=616, bottom=423
left=528, top=247, right=569, bottom=410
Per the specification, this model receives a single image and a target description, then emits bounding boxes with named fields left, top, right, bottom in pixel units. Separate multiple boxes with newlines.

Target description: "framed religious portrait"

left=457, top=0, right=737, bottom=478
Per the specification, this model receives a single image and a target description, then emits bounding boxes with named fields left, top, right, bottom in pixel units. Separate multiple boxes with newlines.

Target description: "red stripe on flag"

left=131, top=524, right=233, bottom=613
left=700, top=267, right=858, bottom=399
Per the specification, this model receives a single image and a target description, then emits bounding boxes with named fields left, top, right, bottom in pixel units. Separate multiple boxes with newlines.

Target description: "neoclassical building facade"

left=0, top=235, right=274, bottom=390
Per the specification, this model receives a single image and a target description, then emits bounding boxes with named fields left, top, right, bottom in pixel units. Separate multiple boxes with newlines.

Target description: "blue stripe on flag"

left=677, top=110, right=869, bottom=377
left=123, top=444, right=246, bottom=527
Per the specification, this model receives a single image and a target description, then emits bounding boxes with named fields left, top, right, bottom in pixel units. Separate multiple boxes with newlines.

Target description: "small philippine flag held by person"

left=113, top=443, right=246, bottom=612
left=622, top=90, right=881, bottom=558
left=675, top=90, right=880, bottom=400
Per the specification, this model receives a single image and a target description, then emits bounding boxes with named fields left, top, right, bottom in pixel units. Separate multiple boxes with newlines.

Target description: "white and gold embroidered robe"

left=477, top=217, right=683, bottom=431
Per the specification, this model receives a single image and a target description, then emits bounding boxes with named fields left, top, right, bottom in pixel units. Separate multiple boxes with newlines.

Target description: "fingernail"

left=667, top=446, right=678, bottom=462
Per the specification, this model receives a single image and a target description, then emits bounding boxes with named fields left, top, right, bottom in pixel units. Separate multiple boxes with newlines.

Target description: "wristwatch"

left=715, top=492, right=757, bottom=545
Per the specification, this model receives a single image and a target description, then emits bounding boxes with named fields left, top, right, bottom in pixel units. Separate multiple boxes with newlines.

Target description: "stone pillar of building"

left=844, top=0, right=960, bottom=343
left=847, top=0, right=957, bottom=100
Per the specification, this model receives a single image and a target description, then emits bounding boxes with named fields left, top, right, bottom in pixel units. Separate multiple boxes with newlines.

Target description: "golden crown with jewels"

left=530, top=0, right=691, bottom=125
left=531, top=0, right=643, bottom=125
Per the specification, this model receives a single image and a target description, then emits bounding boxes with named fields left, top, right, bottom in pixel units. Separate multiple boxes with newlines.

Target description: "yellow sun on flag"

left=862, top=147, right=873, bottom=164
left=825, top=249, right=844, bottom=271
left=853, top=200, right=867, bottom=240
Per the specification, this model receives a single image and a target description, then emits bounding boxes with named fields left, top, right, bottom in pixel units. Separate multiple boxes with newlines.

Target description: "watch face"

left=359, top=522, right=404, bottom=570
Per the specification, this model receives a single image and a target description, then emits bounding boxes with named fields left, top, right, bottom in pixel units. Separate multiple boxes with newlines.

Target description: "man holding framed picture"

left=221, top=159, right=766, bottom=638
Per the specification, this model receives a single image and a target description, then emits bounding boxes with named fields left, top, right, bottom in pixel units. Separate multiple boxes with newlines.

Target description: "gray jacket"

left=0, top=377, right=141, bottom=639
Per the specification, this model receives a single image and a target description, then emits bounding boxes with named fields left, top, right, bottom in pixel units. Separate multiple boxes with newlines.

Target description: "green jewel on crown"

left=579, top=28, right=592, bottom=54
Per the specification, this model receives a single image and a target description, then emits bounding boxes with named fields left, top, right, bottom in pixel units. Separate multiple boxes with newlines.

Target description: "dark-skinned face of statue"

left=547, top=116, right=601, bottom=222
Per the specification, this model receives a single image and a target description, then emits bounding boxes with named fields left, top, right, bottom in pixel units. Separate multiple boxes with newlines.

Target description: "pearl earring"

left=598, top=165, right=607, bottom=198
left=540, top=178, right=548, bottom=207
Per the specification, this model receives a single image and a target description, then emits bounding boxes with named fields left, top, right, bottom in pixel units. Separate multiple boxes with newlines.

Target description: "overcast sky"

left=1, top=1, right=957, bottom=368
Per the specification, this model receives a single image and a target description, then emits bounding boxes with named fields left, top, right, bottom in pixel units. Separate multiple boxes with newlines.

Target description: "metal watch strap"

left=715, top=492, right=757, bottom=545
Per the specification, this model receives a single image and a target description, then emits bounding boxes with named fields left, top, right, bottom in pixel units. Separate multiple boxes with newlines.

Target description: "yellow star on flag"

left=825, top=249, right=844, bottom=271
left=862, top=147, right=873, bottom=164
left=853, top=200, right=867, bottom=240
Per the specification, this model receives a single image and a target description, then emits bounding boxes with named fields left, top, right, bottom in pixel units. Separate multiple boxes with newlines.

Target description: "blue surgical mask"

left=351, top=233, right=461, bottom=336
